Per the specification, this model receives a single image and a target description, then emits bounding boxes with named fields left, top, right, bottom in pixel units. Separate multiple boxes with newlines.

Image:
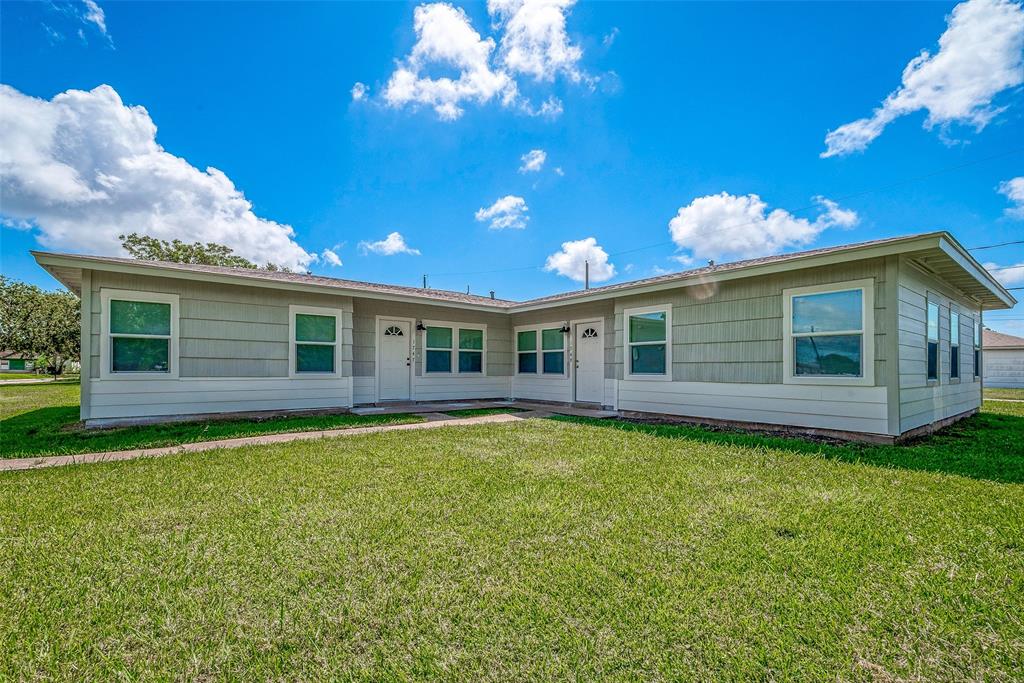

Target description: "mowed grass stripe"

left=2, top=418, right=1022, bottom=681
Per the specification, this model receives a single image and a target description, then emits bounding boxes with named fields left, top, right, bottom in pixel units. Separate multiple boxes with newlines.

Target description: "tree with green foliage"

left=119, top=233, right=288, bottom=271
left=0, top=276, right=80, bottom=378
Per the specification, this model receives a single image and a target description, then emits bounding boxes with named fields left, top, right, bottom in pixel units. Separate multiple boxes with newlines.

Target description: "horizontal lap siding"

left=89, top=271, right=354, bottom=379
left=618, top=381, right=888, bottom=434
left=351, top=297, right=512, bottom=402
left=896, top=260, right=982, bottom=432
left=88, top=377, right=352, bottom=419
left=983, top=349, right=1024, bottom=388
left=509, top=301, right=617, bottom=381
left=613, top=259, right=890, bottom=385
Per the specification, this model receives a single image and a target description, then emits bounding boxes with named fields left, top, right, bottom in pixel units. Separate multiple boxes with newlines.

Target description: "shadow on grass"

left=1, top=405, right=423, bottom=460
left=549, top=410, right=1024, bottom=485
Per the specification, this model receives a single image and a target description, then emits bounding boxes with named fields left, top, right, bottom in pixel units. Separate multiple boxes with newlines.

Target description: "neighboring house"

left=33, top=231, right=1015, bottom=442
left=983, top=329, right=1024, bottom=388
left=0, top=351, right=35, bottom=373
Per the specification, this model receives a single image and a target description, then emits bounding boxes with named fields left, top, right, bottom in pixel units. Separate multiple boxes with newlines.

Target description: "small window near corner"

left=927, top=300, right=939, bottom=381
left=950, top=311, right=960, bottom=379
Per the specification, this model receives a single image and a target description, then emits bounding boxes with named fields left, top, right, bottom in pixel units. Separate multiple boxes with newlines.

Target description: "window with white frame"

left=517, top=330, right=538, bottom=373
left=424, top=323, right=485, bottom=374
left=927, top=299, right=939, bottom=381
left=425, top=326, right=453, bottom=373
left=101, top=290, right=179, bottom=378
left=458, top=328, right=484, bottom=373
left=291, top=306, right=339, bottom=375
left=541, top=328, right=565, bottom=374
left=973, top=318, right=981, bottom=379
left=950, top=310, right=960, bottom=379
left=515, top=326, right=566, bottom=375
left=783, top=280, right=874, bottom=385
left=625, top=306, right=671, bottom=378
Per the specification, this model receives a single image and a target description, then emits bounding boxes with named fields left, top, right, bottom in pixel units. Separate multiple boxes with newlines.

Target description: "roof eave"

left=31, top=252, right=513, bottom=312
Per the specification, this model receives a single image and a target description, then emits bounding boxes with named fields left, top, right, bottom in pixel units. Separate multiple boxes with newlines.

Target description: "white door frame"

left=375, top=315, right=416, bottom=402
left=572, top=317, right=605, bottom=404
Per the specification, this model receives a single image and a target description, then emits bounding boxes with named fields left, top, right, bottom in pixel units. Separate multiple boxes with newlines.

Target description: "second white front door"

left=574, top=321, right=604, bottom=404
left=378, top=319, right=411, bottom=401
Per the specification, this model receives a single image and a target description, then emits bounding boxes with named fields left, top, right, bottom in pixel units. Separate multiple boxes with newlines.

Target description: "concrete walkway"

left=0, top=411, right=538, bottom=473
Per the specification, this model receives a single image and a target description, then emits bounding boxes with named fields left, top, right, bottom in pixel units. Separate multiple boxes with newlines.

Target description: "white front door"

left=378, top=319, right=411, bottom=401
left=574, top=321, right=604, bottom=404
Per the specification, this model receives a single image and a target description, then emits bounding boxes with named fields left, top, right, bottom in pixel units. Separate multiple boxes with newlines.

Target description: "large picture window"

left=950, top=310, right=960, bottom=379
left=783, top=280, right=874, bottom=386
left=624, top=306, right=671, bottom=379
left=927, top=299, right=939, bottom=381
left=101, top=290, right=179, bottom=379
left=290, top=306, right=339, bottom=375
left=423, top=322, right=486, bottom=374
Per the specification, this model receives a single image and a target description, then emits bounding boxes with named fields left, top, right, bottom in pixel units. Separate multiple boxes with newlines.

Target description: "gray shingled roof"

left=983, top=328, right=1024, bottom=348
left=32, top=231, right=1014, bottom=310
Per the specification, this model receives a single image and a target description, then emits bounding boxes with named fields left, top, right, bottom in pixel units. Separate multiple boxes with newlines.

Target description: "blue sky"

left=1, top=0, right=1022, bottom=331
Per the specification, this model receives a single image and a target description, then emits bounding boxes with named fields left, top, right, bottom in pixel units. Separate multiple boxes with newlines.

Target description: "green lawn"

left=984, top=387, right=1024, bottom=401
left=443, top=406, right=528, bottom=418
left=0, top=372, right=45, bottom=380
left=2, top=403, right=1023, bottom=679
left=0, top=382, right=422, bottom=458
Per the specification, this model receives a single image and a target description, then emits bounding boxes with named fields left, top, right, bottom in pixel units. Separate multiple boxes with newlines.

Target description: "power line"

left=969, top=240, right=1024, bottom=251
left=426, top=147, right=1024, bottom=280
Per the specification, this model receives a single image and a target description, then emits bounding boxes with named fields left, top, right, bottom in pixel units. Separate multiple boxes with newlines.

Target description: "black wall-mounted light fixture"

left=416, top=322, right=426, bottom=331
left=560, top=323, right=571, bottom=334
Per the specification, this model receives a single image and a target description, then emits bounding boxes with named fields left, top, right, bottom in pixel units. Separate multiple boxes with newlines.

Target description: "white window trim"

left=949, top=308, right=961, bottom=383
left=926, top=295, right=940, bottom=384
left=972, top=317, right=981, bottom=381
left=623, top=305, right=673, bottom=381
left=514, top=323, right=568, bottom=378
left=99, top=288, right=180, bottom=380
left=782, top=279, right=874, bottom=387
left=421, top=320, right=487, bottom=375
left=289, top=304, right=343, bottom=379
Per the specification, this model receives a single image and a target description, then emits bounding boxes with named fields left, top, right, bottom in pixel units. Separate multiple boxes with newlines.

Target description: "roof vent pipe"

left=422, top=274, right=427, bottom=289
left=489, top=290, right=495, bottom=299
left=708, top=260, right=715, bottom=268
left=584, top=260, right=590, bottom=290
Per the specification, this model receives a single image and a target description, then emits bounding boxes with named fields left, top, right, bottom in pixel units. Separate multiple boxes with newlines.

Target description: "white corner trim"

left=288, top=304, right=344, bottom=379
left=99, top=288, right=180, bottom=381
left=623, top=303, right=673, bottom=381
left=782, top=278, right=875, bottom=387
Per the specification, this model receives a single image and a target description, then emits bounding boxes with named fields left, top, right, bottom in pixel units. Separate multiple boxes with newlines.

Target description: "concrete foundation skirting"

left=895, top=408, right=979, bottom=443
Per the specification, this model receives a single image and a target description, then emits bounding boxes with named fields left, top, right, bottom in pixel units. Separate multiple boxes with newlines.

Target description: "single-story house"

left=0, top=351, right=35, bottom=373
left=983, top=328, right=1024, bottom=388
left=32, top=230, right=1016, bottom=442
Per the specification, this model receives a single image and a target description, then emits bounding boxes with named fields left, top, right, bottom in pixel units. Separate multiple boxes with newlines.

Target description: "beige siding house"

left=982, top=329, right=1024, bottom=388
left=34, top=231, right=1015, bottom=442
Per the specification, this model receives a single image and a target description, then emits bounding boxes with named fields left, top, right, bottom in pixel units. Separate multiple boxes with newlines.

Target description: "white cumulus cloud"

left=382, top=3, right=517, bottom=121
left=998, top=176, right=1024, bottom=218
left=351, top=82, right=367, bottom=101
left=984, top=261, right=1024, bottom=286
left=475, top=195, right=529, bottom=229
left=822, top=0, right=1024, bottom=157
left=519, top=148, right=546, bottom=172
left=358, top=231, right=421, bottom=256
left=667, top=193, right=859, bottom=263
left=321, top=248, right=343, bottom=267
left=544, top=237, right=615, bottom=283
left=0, top=84, right=314, bottom=270
left=488, top=0, right=584, bottom=82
